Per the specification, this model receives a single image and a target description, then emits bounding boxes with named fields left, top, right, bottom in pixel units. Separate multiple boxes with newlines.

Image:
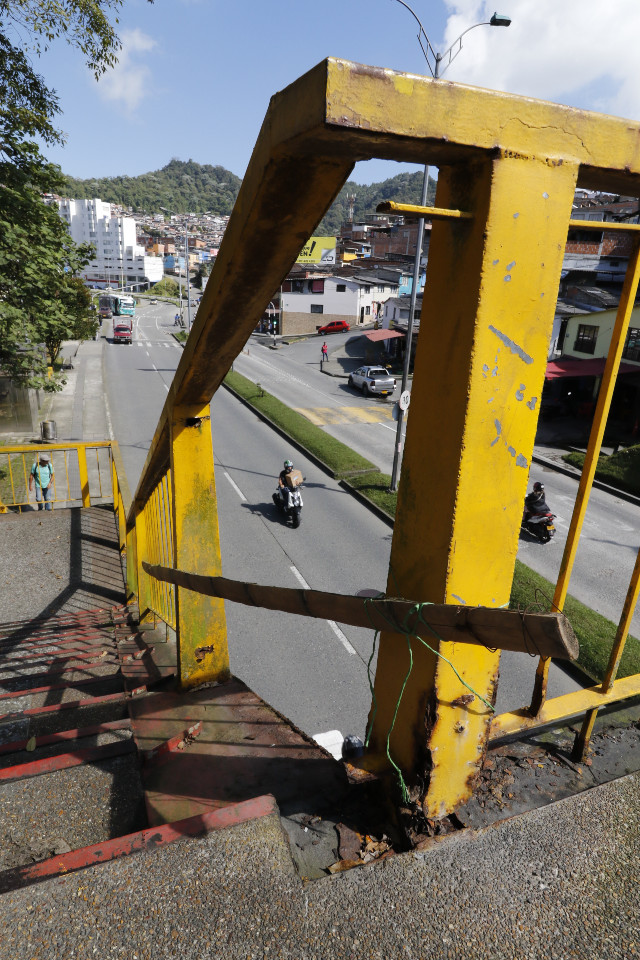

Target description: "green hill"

left=63, top=159, right=437, bottom=231
left=63, top=159, right=242, bottom=217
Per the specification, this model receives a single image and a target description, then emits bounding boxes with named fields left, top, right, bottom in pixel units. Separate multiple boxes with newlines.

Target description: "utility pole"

left=388, top=2, right=511, bottom=492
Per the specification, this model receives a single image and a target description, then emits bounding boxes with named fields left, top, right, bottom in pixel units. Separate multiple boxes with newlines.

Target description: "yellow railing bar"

left=530, top=236, right=640, bottom=714
left=77, top=446, right=90, bottom=508
left=571, top=543, right=640, bottom=759
left=492, top=672, right=640, bottom=740
left=569, top=218, right=640, bottom=231
left=376, top=200, right=473, bottom=220
left=2, top=442, right=111, bottom=453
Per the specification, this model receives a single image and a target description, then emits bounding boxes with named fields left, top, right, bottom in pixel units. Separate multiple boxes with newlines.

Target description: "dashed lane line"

left=289, top=565, right=356, bottom=656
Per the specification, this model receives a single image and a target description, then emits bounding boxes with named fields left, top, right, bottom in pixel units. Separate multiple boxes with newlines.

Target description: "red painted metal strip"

left=0, top=610, right=120, bottom=635
left=0, top=647, right=116, bottom=666
left=143, top=721, right=203, bottom=765
left=0, top=795, right=277, bottom=894
left=0, top=719, right=131, bottom=756
left=121, top=646, right=150, bottom=662
left=0, top=633, right=116, bottom=651
left=0, top=690, right=127, bottom=722
left=0, top=739, right=137, bottom=783
left=0, top=673, right=122, bottom=702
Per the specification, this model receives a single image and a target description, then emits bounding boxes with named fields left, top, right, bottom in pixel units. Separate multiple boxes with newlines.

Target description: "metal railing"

left=0, top=442, right=113, bottom=512
left=122, top=59, right=640, bottom=816
left=8, top=60, right=640, bottom=819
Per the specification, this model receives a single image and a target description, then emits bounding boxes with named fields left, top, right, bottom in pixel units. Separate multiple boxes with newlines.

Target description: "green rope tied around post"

left=363, top=597, right=496, bottom=805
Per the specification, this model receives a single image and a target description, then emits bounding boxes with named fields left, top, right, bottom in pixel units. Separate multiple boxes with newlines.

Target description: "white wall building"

left=280, top=274, right=398, bottom=335
left=57, top=198, right=163, bottom=290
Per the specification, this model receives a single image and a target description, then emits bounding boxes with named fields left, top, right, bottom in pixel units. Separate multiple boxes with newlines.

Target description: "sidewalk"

left=38, top=335, right=110, bottom=443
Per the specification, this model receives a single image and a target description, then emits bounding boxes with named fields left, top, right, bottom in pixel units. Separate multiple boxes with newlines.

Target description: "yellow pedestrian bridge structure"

left=3, top=59, right=640, bottom=825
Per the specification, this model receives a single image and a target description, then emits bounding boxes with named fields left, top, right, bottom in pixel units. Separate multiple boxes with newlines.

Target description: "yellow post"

left=125, top=524, right=138, bottom=603
left=134, top=508, right=154, bottom=624
left=170, top=403, right=229, bottom=689
left=366, top=152, right=579, bottom=818
left=78, top=445, right=90, bottom=508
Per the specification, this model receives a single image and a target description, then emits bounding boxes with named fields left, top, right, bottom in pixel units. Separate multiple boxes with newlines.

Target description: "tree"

left=151, top=276, right=180, bottom=298
left=0, top=1, right=142, bottom=389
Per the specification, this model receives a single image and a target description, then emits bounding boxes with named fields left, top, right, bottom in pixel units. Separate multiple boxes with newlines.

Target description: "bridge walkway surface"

left=0, top=338, right=638, bottom=959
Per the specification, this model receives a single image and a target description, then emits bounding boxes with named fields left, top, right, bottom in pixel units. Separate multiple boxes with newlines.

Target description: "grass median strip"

left=510, top=560, right=640, bottom=682
left=563, top=443, right=640, bottom=498
left=224, top=370, right=377, bottom=478
left=224, top=368, right=639, bottom=683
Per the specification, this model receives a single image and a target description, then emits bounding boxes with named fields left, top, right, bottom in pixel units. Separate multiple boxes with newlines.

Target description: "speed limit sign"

left=399, top=390, right=411, bottom=411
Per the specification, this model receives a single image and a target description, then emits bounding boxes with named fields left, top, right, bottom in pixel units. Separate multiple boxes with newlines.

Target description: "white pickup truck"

left=348, top=365, right=397, bottom=397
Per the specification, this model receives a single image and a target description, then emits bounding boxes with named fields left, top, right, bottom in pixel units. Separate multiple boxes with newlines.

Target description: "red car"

left=318, top=320, right=350, bottom=334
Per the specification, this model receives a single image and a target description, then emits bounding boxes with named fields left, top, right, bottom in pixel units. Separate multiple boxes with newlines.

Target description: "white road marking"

left=289, top=565, right=356, bottom=656
left=224, top=471, right=247, bottom=501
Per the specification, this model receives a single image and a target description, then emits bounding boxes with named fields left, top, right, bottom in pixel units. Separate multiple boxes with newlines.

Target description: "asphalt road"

left=102, top=303, right=587, bottom=739
left=235, top=333, right=403, bottom=473
left=236, top=335, right=640, bottom=639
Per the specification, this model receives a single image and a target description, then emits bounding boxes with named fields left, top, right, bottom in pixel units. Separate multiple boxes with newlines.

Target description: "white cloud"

left=98, top=29, right=157, bottom=112
left=439, top=0, right=640, bottom=123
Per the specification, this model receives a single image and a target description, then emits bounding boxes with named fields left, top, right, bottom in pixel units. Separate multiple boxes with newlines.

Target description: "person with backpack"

left=29, top=453, right=55, bottom=511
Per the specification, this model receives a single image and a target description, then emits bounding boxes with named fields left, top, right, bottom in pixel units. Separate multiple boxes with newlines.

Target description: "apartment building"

left=57, top=197, right=163, bottom=289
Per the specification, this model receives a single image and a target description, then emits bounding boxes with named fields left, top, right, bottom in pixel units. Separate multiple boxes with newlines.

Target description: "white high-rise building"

left=57, top=198, right=163, bottom=289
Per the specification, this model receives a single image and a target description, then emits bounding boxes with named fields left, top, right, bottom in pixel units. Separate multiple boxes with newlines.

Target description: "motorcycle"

left=523, top=508, right=556, bottom=543
left=272, top=482, right=304, bottom=528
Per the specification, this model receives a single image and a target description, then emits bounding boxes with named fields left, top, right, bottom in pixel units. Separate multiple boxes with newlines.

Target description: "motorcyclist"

left=278, top=459, right=294, bottom=510
left=524, top=481, right=550, bottom=517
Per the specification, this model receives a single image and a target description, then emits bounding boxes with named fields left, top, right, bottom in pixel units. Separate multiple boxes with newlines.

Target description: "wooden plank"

left=142, top=563, right=578, bottom=660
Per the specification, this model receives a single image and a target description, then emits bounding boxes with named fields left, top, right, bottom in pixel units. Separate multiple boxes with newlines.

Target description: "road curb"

left=339, top=479, right=394, bottom=528
left=221, top=382, right=339, bottom=481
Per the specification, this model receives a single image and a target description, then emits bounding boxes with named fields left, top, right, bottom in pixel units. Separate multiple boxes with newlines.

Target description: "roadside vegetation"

left=224, top=369, right=640, bottom=684
left=562, top=444, right=640, bottom=498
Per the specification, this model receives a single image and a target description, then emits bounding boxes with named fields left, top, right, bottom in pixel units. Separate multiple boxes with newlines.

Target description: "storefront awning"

left=365, top=329, right=405, bottom=342
left=545, top=358, right=639, bottom=379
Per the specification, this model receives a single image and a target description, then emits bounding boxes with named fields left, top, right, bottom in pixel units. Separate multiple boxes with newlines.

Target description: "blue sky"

left=29, top=0, right=640, bottom=186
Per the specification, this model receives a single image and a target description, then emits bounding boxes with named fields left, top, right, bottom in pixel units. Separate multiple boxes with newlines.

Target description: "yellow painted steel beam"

left=127, top=59, right=640, bottom=520
left=491, top=673, right=640, bottom=739
left=530, top=238, right=640, bottom=713
left=376, top=201, right=472, bottom=220
left=366, top=152, right=579, bottom=817
left=169, top=404, right=229, bottom=689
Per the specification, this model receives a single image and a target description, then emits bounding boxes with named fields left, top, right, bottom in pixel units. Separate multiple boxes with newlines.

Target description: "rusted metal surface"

left=0, top=795, right=278, bottom=895
left=127, top=678, right=348, bottom=826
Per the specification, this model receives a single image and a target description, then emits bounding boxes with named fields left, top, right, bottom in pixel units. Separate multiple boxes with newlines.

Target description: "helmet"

left=533, top=481, right=544, bottom=493
left=284, top=459, right=293, bottom=471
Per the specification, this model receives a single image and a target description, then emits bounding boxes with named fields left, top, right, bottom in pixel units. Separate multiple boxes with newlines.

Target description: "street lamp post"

left=388, top=2, right=511, bottom=492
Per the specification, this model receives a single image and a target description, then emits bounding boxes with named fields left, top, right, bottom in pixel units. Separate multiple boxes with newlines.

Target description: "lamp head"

left=490, top=12, right=511, bottom=26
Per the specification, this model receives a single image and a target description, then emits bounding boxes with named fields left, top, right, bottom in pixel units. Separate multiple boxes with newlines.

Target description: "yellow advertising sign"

left=297, top=236, right=336, bottom=264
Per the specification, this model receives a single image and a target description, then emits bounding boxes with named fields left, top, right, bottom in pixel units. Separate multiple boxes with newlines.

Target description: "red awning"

left=545, top=358, right=639, bottom=379
left=365, top=329, right=405, bottom=342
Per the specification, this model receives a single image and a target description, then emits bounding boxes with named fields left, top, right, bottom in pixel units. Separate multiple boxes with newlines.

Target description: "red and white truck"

left=112, top=318, right=133, bottom=344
